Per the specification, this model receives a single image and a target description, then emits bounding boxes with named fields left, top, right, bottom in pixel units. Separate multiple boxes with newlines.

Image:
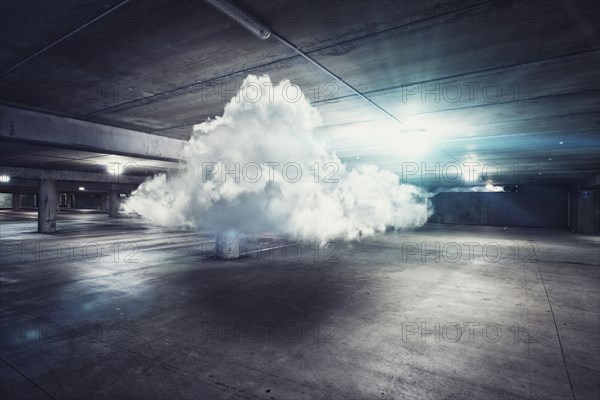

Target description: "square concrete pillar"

left=11, top=192, right=20, bottom=211
left=38, top=179, right=57, bottom=233
left=215, top=232, right=240, bottom=259
left=109, top=189, right=120, bottom=217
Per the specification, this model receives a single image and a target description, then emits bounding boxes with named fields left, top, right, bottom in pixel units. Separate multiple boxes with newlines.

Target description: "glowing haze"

left=123, top=75, right=431, bottom=241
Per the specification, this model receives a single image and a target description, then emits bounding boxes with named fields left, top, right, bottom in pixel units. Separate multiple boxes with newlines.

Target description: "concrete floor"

left=0, top=210, right=598, bottom=400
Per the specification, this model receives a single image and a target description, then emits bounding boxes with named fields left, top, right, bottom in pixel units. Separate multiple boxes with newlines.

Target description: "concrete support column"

left=38, top=179, right=57, bottom=233
left=11, top=192, right=20, bottom=211
left=215, top=232, right=240, bottom=259
left=109, top=189, right=119, bottom=217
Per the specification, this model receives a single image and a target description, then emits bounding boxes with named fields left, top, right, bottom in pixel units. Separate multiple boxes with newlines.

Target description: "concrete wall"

left=0, top=193, right=35, bottom=208
left=429, top=185, right=569, bottom=228
left=569, top=190, right=600, bottom=234
left=20, top=194, right=36, bottom=207
left=0, top=192, right=112, bottom=211
left=428, top=192, right=488, bottom=225
left=0, top=193, right=11, bottom=208
left=74, top=194, right=104, bottom=209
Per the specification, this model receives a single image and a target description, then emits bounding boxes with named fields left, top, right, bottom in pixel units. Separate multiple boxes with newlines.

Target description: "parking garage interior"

left=1, top=1, right=599, bottom=399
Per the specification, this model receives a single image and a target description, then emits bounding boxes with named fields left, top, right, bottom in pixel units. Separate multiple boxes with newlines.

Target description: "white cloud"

left=124, top=75, right=431, bottom=241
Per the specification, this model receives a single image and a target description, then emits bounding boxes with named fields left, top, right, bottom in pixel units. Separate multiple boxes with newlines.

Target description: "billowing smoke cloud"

left=123, top=75, right=431, bottom=241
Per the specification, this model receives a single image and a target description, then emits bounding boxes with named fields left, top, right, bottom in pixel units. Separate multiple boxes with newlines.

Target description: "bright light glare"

left=485, top=184, right=504, bottom=192
left=78, top=187, right=85, bottom=191
left=463, top=170, right=479, bottom=183
left=106, top=162, right=123, bottom=175
left=328, top=120, right=436, bottom=156
left=395, top=131, right=432, bottom=155
left=0, top=175, right=10, bottom=183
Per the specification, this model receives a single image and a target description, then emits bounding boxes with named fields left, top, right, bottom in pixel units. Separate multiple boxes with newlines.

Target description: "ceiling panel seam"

left=75, top=54, right=301, bottom=118
left=72, top=0, right=498, bottom=118
left=0, top=0, right=132, bottom=78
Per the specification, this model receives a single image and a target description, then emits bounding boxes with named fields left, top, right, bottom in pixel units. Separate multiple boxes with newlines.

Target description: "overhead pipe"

left=206, top=0, right=463, bottom=165
left=203, top=0, right=407, bottom=126
left=204, top=0, right=271, bottom=40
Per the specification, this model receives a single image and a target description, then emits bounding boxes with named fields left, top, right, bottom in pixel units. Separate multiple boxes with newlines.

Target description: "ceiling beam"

left=0, top=166, right=146, bottom=185
left=0, top=105, right=186, bottom=162
left=0, top=178, right=138, bottom=194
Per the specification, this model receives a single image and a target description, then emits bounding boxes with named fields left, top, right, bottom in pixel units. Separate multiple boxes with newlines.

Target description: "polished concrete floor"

left=0, top=210, right=598, bottom=400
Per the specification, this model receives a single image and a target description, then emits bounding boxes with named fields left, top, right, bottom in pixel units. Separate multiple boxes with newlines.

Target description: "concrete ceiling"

left=1, top=0, right=599, bottom=186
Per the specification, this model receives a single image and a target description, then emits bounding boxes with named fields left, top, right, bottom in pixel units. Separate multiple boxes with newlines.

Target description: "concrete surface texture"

left=1, top=210, right=598, bottom=399
left=1, top=0, right=598, bottom=185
